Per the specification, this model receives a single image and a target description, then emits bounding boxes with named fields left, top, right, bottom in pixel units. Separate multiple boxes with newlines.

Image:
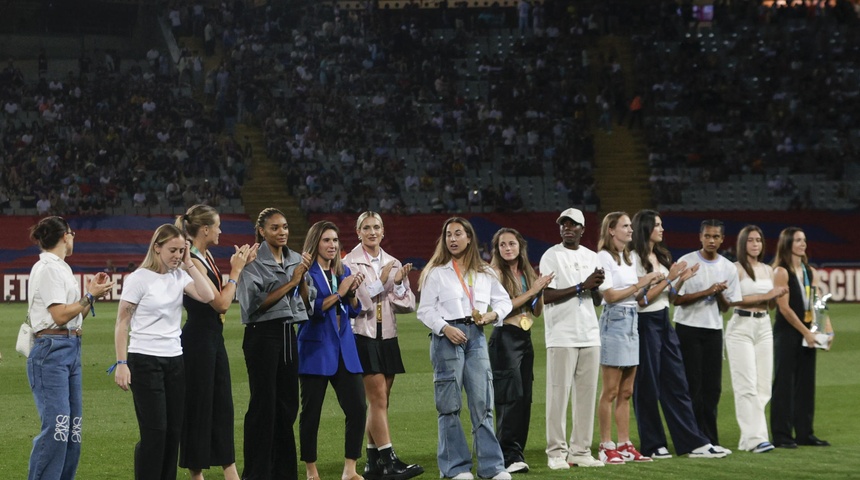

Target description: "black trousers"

left=634, top=309, right=709, bottom=456
left=128, top=353, right=185, bottom=480
left=488, top=324, right=534, bottom=466
left=242, top=321, right=299, bottom=480
left=675, top=323, right=723, bottom=446
left=771, top=323, right=817, bottom=444
left=299, top=357, right=367, bottom=462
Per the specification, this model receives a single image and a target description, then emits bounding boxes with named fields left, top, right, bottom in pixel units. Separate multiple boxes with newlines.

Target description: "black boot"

left=377, top=447, right=425, bottom=480
left=364, top=447, right=382, bottom=480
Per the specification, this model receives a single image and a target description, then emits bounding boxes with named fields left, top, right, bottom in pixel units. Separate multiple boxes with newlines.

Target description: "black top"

left=774, top=262, right=811, bottom=333
left=183, top=250, right=222, bottom=332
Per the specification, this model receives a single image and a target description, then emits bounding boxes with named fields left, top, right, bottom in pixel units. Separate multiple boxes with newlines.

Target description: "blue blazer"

left=298, top=262, right=363, bottom=376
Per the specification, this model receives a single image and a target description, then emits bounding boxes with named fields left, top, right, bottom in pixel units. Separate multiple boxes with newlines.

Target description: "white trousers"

left=725, top=314, right=773, bottom=450
left=545, top=346, right=599, bottom=460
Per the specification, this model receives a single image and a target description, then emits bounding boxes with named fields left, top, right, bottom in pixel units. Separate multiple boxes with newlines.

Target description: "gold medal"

left=519, top=313, right=533, bottom=331
left=219, top=313, right=226, bottom=324
left=804, top=310, right=813, bottom=324
left=471, top=309, right=483, bottom=325
left=376, top=303, right=383, bottom=323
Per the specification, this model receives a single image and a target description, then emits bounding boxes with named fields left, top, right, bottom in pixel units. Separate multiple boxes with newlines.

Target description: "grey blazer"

left=237, top=245, right=316, bottom=325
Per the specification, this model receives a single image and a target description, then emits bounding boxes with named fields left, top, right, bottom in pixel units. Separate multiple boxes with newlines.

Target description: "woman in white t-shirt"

left=113, top=224, right=215, bottom=480
left=595, top=212, right=660, bottom=465
left=26, top=216, right=113, bottom=480
left=727, top=225, right=787, bottom=453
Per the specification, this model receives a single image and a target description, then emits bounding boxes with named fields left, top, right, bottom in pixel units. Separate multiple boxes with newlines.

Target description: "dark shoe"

left=365, top=447, right=382, bottom=480
left=378, top=447, right=425, bottom=480
left=774, top=441, right=798, bottom=449
left=798, top=436, right=830, bottom=447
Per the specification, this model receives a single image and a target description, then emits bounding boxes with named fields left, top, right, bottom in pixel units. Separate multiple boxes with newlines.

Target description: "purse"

left=16, top=320, right=34, bottom=357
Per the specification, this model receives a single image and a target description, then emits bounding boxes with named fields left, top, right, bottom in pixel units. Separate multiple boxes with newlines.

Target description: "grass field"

left=1, top=302, right=858, bottom=479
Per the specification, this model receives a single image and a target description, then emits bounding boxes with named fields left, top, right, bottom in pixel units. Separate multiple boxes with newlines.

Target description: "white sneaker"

left=712, top=445, right=733, bottom=455
left=505, top=461, right=529, bottom=473
left=547, top=457, right=570, bottom=470
left=567, top=454, right=604, bottom=467
left=490, top=472, right=512, bottom=480
left=652, top=447, right=673, bottom=459
left=451, top=473, right=474, bottom=480
left=689, top=444, right=728, bottom=459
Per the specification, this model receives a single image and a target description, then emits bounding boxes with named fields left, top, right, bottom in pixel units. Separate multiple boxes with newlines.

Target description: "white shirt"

left=737, top=263, right=775, bottom=299
left=539, top=244, right=601, bottom=348
left=28, top=252, right=82, bottom=331
left=597, top=250, right=639, bottom=307
left=632, top=252, right=670, bottom=313
left=122, top=268, right=192, bottom=357
left=417, top=262, right=512, bottom=336
left=673, top=251, right=741, bottom=330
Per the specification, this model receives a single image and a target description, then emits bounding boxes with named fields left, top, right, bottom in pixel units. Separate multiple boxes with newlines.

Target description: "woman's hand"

left=229, top=244, right=253, bottom=271
left=668, top=261, right=688, bottom=281
left=443, top=325, right=467, bottom=345
left=769, top=285, right=789, bottom=300
left=379, top=261, right=395, bottom=285
left=115, top=364, right=131, bottom=391
left=292, top=252, right=314, bottom=282
left=181, top=240, right=195, bottom=270
left=337, top=273, right=365, bottom=297
left=641, top=271, right=663, bottom=288
left=527, top=273, right=554, bottom=296
left=477, top=311, right=498, bottom=325
left=394, top=263, right=413, bottom=285
left=678, top=263, right=700, bottom=282
left=87, top=272, right=115, bottom=299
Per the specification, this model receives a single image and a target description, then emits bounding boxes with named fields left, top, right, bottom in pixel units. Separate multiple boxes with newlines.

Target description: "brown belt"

left=35, top=328, right=83, bottom=337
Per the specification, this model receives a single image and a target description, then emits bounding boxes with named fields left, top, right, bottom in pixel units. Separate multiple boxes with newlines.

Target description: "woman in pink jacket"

left=343, top=211, right=424, bottom=480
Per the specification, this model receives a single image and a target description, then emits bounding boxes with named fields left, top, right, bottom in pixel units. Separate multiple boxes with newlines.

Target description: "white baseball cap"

left=556, top=208, right=585, bottom=226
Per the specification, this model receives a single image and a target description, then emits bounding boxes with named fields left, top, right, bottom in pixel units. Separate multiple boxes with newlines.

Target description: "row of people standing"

left=24, top=207, right=833, bottom=479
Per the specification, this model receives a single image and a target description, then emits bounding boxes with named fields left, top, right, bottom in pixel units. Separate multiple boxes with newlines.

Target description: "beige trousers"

left=545, top=346, right=600, bottom=460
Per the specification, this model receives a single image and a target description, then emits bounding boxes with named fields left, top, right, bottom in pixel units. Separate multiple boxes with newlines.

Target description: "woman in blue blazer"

left=298, top=220, right=367, bottom=480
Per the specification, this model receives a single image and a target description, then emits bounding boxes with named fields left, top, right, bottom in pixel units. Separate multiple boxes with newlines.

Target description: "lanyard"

left=451, top=260, right=475, bottom=310
left=191, top=245, right=221, bottom=292
left=321, top=264, right=347, bottom=318
left=362, top=248, right=385, bottom=321
left=802, top=264, right=811, bottom=311
left=519, top=272, right=539, bottom=313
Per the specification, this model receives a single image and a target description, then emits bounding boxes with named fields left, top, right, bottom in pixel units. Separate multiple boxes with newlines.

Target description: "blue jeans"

left=26, top=335, right=83, bottom=480
left=431, top=323, right=505, bottom=478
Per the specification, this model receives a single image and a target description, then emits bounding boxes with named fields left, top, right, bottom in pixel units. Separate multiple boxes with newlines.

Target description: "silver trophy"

left=805, top=292, right=833, bottom=349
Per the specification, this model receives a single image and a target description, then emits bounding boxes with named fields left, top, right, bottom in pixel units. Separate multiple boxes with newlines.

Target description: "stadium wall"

left=2, top=211, right=858, bottom=302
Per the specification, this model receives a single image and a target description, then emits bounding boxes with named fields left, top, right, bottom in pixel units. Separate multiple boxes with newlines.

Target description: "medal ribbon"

left=363, top=248, right=385, bottom=322
left=802, top=264, right=812, bottom=321
left=451, top=260, right=475, bottom=312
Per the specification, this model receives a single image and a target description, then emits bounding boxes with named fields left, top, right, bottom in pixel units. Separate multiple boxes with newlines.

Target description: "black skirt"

left=355, top=334, right=406, bottom=375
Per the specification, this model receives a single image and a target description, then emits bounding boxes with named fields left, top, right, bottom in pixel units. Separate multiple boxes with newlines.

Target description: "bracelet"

left=336, top=292, right=342, bottom=302
left=227, top=278, right=238, bottom=287
left=85, top=293, right=96, bottom=316
left=106, top=360, right=128, bottom=374
left=643, top=289, right=649, bottom=306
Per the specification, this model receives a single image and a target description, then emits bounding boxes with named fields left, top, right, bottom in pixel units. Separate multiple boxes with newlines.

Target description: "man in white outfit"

left=539, top=208, right=606, bottom=469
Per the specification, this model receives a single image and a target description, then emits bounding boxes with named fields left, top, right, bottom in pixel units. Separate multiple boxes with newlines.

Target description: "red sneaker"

left=599, top=442, right=625, bottom=465
left=618, top=442, right=653, bottom=462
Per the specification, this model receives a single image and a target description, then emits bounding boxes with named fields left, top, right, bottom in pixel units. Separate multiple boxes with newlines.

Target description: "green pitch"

left=1, top=303, right=857, bottom=479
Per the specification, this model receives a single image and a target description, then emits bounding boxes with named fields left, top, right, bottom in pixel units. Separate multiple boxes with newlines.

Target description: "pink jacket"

left=343, top=245, right=416, bottom=340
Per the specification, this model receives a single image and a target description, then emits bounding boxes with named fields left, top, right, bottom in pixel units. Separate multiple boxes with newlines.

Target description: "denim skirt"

left=599, top=304, right=639, bottom=367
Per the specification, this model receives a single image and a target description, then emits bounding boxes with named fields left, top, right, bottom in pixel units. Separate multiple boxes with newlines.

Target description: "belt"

left=734, top=309, right=767, bottom=318
left=446, top=317, right=474, bottom=326
left=36, top=328, right=83, bottom=337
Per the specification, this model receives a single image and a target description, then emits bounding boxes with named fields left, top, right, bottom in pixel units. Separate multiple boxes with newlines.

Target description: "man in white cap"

left=539, top=208, right=606, bottom=469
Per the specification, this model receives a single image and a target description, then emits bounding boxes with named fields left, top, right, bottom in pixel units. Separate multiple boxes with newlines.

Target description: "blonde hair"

left=140, top=224, right=185, bottom=272
left=175, top=204, right=219, bottom=238
left=303, top=221, right=344, bottom=276
left=598, top=211, right=632, bottom=266
left=355, top=211, right=384, bottom=231
left=419, top=217, right=488, bottom=290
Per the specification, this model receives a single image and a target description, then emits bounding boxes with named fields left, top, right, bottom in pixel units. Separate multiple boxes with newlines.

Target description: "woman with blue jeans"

left=26, top=216, right=113, bottom=480
left=417, top=217, right=513, bottom=480
left=596, top=212, right=661, bottom=465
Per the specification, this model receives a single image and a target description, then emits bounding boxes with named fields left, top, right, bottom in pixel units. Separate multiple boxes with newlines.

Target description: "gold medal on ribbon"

left=519, top=313, right=533, bottom=331
left=804, top=310, right=813, bottom=324
left=376, top=303, right=383, bottom=322
left=219, top=314, right=226, bottom=324
left=471, top=309, right=483, bottom=325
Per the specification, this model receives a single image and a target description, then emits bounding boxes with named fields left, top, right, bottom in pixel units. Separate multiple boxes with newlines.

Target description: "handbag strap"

left=25, top=262, right=44, bottom=328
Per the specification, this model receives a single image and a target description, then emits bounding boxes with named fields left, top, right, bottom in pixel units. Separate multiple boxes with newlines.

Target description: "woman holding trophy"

left=770, top=227, right=833, bottom=449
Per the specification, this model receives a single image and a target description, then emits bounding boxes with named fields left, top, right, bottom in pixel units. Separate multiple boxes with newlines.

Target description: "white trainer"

left=491, top=472, right=512, bottom=480
left=689, top=444, right=728, bottom=459
left=547, top=457, right=570, bottom=470
left=567, top=454, right=605, bottom=467
left=712, top=445, right=733, bottom=455
left=652, top=446, right=673, bottom=459
left=505, top=461, right=529, bottom=473
left=451, top=473, right=474, bottom=480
